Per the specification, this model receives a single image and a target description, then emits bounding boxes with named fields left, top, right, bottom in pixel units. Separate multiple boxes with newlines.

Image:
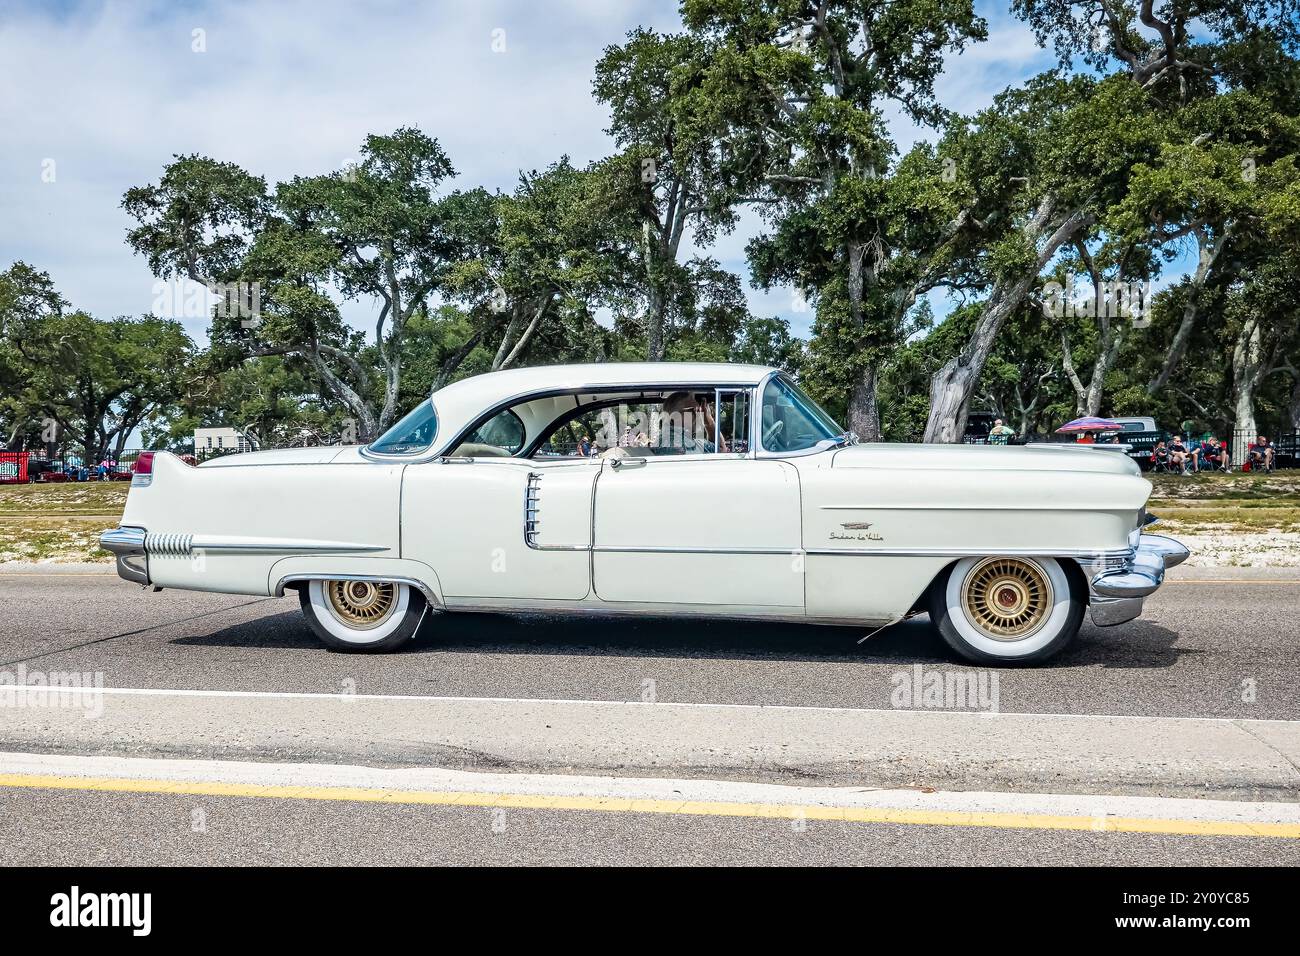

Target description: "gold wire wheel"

left=325, top=580, right=398, bottom=630
left=961, top=558, right=1053, bottom=641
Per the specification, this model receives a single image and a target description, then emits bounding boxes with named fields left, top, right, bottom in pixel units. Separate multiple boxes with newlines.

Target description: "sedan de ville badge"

left=831, top=521, right=883, bottom=541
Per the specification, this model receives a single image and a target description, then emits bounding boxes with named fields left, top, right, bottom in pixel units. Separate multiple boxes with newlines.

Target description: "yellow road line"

left=0, top=773, right=1295, bottom=838
left=1164, top=579, right=1300, bottom=585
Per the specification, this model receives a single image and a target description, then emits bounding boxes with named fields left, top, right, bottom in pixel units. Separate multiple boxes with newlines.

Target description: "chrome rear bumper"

left=100, top=526, right=149, bottom=585
left=1087, top=532, right=1188, bottom=627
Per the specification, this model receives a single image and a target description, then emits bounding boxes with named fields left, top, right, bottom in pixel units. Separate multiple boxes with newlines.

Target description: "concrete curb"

left=1, top=688, right=1297, bottom=801
left=0, top=561, right=114, bottom=574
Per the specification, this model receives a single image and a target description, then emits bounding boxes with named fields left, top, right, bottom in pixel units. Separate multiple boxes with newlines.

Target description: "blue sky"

left=1, top=0, right=1081, bottom=344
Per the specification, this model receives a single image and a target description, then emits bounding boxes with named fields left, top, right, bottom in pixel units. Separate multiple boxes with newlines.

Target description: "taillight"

left=132, top=451, right=155, bottom=487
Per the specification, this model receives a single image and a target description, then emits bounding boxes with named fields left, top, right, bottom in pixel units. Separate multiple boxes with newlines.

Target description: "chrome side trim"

left=804, top=546, right=1134, bottom=560
left=442, top=601, right=844, bottom=625
left=819, top=503, right=1158, bottom=512
left=274, top=574, right=441, bottom=609
left=142, top=534, right=389, bottom=557
left=531, top=539, right=1135, bottom=559
left=597, top=545, right=797, bottom=555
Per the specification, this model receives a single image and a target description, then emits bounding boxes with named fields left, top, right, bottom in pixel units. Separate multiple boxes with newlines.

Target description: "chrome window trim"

left=366, top=379, right=769, bottom=466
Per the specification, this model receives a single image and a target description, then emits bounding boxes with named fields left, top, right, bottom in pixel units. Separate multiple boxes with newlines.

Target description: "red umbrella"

left=1056, top=417, right=1122, bottom=433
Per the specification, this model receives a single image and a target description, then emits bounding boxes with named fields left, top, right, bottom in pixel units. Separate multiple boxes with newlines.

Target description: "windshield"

left=368, top=401, right=439, bottom=455
left=760, top=375, right=843, bottom=452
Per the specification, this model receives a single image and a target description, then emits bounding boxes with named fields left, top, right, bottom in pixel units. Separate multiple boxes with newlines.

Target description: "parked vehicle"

left=1098, top=417, right=1168, bottom=470
left=101, top=363, right=1187, bottom=665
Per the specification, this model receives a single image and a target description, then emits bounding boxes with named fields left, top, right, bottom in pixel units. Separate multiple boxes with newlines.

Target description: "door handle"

left=609, top=457, right=647, bottom=469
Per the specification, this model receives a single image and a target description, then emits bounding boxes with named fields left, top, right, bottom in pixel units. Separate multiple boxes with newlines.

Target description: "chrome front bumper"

left=1087, top=532, right=1189, bottom=627
left=100, top=526, right=149, bottom=585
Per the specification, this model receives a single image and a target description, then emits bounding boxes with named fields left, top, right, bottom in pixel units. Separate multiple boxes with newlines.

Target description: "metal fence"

left=3, top=448, right=152, bottom=483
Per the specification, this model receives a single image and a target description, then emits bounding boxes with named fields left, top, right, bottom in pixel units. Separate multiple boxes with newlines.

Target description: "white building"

left=193, top=427, right=258, bottom=456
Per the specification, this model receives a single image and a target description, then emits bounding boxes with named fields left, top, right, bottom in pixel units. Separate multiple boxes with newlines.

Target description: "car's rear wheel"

left=299, top=579, right=425, bottom=653
left=928, top=556, right=1083, bottom=665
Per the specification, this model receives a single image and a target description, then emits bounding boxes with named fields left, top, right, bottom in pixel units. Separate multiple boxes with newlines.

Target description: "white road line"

left=0, top=683, right=1291, bottom=724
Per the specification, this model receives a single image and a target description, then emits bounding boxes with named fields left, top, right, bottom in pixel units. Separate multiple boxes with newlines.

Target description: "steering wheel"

left=762, top=420, right=785, bottom=450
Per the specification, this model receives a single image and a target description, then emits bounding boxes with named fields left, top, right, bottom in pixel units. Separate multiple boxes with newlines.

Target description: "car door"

left=400, top=403, right=598, bottom=604
left=591, top=453, right=804, bottom=610
left=402, top=456, right=597, bottom=603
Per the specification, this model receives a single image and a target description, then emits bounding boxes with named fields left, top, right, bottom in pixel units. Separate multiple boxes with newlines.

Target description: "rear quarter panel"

left=120, top=452, right=403, bottom=595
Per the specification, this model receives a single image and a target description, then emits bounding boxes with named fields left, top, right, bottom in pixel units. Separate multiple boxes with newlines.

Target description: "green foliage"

left=14, top=1, right=1300, bottom=453
left=20, top=312, right=194, bottom=462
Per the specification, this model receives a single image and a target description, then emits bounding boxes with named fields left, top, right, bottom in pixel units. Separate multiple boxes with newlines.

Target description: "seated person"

left=1151, top=440, right=1170, bottom=471
left=988, top=418, right=1015, bottom=445
left=1246, top=435, right=1274, bottom=471
left=1200, top=438, right=1227, bottom=472
left=1169, top=435, right=1190, bottom=473
left=1213, top=437, right=1231, bottom=472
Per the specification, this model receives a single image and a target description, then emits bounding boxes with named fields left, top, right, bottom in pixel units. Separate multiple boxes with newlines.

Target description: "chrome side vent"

left=144, top=532, right=195, bottom=557
left=524, top=472, right=542, bottom=549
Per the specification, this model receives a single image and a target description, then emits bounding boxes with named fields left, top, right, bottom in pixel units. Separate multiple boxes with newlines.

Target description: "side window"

left=531, top=390, right=753, bottom=459
left=535, top=408, right=610, bottom=458
left=449, top=408, right=525, bottom=458
left=760, top=376, right=841, bottom=452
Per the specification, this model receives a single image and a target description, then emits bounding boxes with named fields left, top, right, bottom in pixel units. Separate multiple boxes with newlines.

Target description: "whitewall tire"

left=299, top=579, right=426, bottom=653
left=927, top=556, right=1084, bottom=665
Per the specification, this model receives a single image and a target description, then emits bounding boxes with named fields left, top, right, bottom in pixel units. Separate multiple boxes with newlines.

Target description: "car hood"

left=831, top=442, right=1141, bottom=476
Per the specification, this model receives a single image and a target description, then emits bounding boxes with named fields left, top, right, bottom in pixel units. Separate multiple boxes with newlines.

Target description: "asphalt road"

left=0, top=570, right=1295, bottom=718
left=3, top=786, right=1297, bottom=866
left=0, top=567, right=1297, bottom=866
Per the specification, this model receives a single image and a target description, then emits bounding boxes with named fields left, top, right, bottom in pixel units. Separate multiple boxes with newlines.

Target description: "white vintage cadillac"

left=101, top=363, right=1186, bottom=664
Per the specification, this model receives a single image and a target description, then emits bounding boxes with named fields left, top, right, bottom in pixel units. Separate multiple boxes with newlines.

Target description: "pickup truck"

left=1100, top=418, right=1167, bottom=471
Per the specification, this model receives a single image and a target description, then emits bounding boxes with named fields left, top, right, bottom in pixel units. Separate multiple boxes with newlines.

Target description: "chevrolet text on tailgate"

left=100, top=362, right=1187, bottom=664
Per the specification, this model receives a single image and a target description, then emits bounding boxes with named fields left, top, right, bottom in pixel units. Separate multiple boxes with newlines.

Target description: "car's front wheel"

left=299, top=579, right=426, bottom=653
left=928, top=556, right=1084, bottom=665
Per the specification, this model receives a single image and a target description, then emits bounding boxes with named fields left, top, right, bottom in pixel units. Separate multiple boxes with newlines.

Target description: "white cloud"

left=0, top=0, right=1068, bottom=345
left=0, top=0, right=677, bottom=337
